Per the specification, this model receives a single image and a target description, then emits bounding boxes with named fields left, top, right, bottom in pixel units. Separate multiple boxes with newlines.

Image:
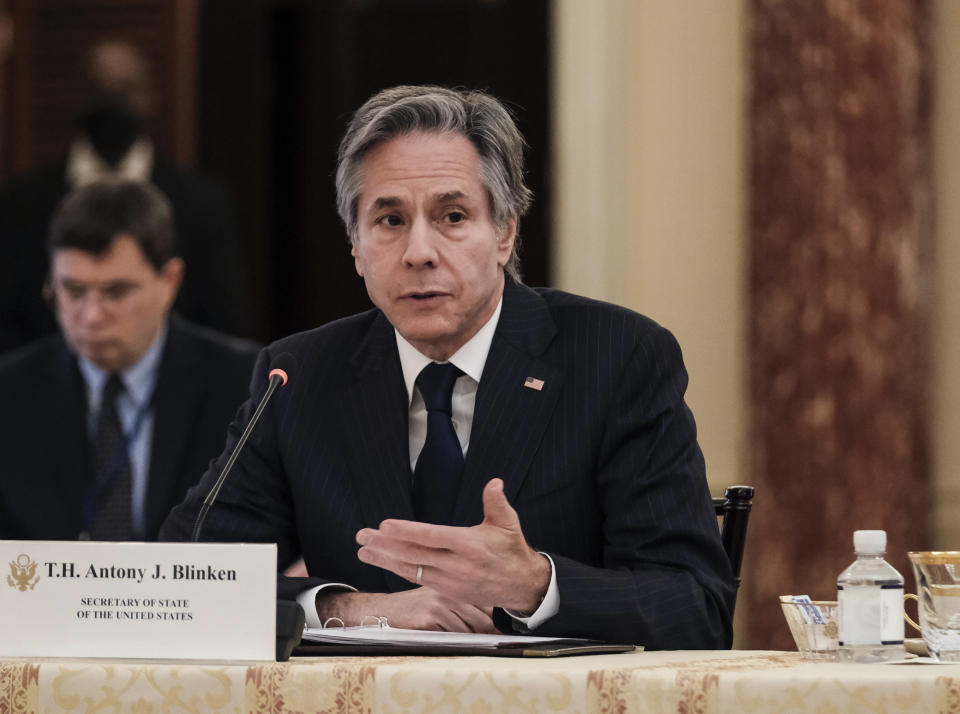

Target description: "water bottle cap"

left=853, top=529, right=886, bottom=553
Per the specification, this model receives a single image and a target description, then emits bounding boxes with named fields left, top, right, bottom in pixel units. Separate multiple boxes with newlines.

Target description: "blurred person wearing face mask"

left=0, top=40, right=253, bottom=354
left=0, top=179, right=258, bottom=541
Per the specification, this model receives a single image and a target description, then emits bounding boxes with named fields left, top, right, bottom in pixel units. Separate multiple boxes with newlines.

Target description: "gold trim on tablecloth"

left=1, top=652, right=960, bottom=713
left=246, top=659, right=377, bottom=713
left=937, top=675, right=960, bottom=713
left=585, top=651, right=800, bottom=713
left=0, top=663, right=39, bottom=714
left=44, top=664, right=236, bottom=713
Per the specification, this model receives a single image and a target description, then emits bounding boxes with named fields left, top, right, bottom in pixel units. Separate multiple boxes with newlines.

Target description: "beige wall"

left=553, top=0, right=959, bottom=648
left=931, top=0, right=960, bottom=549
left=552, top=0, right=747, bottom=497
left=551, top=0, right=746, bottom=646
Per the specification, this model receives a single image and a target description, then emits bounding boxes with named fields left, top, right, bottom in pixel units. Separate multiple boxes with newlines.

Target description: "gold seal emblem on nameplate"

left=7, top=554, right=40, bottom=591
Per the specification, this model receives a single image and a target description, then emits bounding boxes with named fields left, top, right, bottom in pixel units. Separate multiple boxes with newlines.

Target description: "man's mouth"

left=76, top=336, right=114, bottom=350
left=405, top=291, right=448, bottom=301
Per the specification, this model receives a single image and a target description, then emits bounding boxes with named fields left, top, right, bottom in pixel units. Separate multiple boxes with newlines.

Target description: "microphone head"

left=268, top=352, right=297, bottom=387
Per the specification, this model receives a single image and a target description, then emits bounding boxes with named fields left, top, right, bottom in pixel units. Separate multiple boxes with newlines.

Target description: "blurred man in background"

left=0, top=39, right=254, bottom=354
left=0, top=179, right=257, bottom=541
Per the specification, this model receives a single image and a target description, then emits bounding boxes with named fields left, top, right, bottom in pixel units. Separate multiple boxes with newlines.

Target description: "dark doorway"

left=198, top=0, right=551, bottom=341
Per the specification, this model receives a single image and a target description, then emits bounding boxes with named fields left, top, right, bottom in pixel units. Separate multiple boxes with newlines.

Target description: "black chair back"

left=713, top=485, right=755, bottom=615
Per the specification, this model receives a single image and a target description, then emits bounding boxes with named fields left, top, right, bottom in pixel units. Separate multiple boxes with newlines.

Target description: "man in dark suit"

left=0, top=40, right=253, bottom=354
left=162, top=86, right=734, bottom=649
left=0, top=179, right=258, bottom=541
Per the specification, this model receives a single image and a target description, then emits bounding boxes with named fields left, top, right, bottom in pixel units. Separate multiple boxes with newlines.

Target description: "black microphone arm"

left=191, top=352, right=297, bottom=543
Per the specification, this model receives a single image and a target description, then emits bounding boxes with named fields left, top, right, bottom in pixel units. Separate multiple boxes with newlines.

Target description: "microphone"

left=189, top=351, right=303, bottom=661
left=191, top=352, right=297, bottom=543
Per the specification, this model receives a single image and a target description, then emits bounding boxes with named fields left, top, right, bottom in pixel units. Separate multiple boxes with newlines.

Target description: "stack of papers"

left=298, top=625, right=638, bottom=657
left=304, top=626, right=576, bottom=648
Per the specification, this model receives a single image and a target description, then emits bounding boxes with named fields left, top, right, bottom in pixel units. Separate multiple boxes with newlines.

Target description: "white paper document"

left=303, top=625, right=589, bottom=648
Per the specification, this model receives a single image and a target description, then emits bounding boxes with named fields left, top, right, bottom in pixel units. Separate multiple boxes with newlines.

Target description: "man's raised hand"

left=355, top=478, right=551, bottom=613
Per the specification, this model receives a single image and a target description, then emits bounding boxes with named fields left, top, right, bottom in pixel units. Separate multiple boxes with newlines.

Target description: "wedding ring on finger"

left=415, top=564, right=423, bottom=584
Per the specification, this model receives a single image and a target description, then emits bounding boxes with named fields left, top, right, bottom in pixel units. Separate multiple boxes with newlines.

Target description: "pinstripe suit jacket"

left=161, top=277, right=735, bottom=649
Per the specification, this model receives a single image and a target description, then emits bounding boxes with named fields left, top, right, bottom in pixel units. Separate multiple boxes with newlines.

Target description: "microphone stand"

left=188, top=353, right=304, bottom=660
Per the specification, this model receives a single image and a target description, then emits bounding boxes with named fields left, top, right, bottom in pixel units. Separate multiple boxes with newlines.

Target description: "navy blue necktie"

left=413, top=362, right=464, bottom=525
left=89, top=374, right=134, bottom=541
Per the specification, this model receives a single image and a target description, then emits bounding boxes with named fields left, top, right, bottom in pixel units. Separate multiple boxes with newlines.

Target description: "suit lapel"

left=337, top=313, right=414, bottom=592
left=337, top=314, right=414, bottom=521
left=454, top=279, right=562, bottom=525
left=145, top=319, right=204, bottom=536
left=50, top=343, right=95, bottom=531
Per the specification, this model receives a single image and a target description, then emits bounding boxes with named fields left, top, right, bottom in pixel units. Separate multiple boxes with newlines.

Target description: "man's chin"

left=395, top=321, right=464, bottom=359
left=395, top=321, right=451, bottom=344
left=74, top=342, right=124, bottom=371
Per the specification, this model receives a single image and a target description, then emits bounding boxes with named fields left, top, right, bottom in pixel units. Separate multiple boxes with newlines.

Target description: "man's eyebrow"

left=371, top=196, right=402, bottom=210
left=57, top=277, right=91, bottom=290
left=369, top=191, right=471, bottom=211
left=436, top=191, right=467, bottom=203
left=56, top=277, right=137, bottom=289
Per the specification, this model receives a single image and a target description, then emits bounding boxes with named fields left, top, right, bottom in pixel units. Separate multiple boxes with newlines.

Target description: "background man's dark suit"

left=0, top=159, right=253, bottom=353
left=163, top=277, right=734, bottom=649
left=0, top=316, right=258, bottom=540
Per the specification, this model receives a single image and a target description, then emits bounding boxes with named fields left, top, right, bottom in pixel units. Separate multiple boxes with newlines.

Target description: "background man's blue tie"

left=89, top=373, right=134, bottom=541
left=413, top=362, right=464, bottom=525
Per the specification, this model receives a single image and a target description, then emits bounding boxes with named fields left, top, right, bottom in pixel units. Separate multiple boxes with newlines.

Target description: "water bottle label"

left=838, top=585, right=904, bottom=645
left=880, top=586, right=906, bottom=644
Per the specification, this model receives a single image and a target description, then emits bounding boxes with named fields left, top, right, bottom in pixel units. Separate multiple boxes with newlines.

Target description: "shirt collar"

left=66, top=136, right=154, bottom=188
left=395, top=296, right=503, bottom=405
left=76, top=322, right=168, bottom=408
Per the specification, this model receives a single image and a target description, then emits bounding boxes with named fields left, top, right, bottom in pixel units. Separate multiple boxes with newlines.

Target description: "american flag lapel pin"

left=524, top=376, right=545, bottom=391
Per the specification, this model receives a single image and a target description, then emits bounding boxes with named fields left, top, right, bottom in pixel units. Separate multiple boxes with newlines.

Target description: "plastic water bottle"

left=837, top=530, right=905, bottom=662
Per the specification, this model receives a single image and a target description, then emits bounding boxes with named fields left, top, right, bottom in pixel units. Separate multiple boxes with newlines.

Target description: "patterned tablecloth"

left=2, top=649, right=959, bottom=713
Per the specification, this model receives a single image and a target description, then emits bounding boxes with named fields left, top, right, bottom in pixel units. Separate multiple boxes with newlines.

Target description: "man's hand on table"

left=314, top=587, right=497, bottom=633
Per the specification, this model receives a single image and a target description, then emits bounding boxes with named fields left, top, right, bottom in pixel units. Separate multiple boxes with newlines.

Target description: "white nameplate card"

left=0, top=540, right=276, bottom=660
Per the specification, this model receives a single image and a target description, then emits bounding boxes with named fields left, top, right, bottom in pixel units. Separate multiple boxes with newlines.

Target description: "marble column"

left=748, top=0, right=931, bottom=649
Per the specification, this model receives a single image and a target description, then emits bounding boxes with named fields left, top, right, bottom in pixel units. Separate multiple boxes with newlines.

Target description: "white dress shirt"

left=395, top=297, right=501, bottom=470
left=299, top=295, right=559, bottom=630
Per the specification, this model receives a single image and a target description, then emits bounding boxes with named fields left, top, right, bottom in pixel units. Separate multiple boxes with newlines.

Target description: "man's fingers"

left=480, top=478, right=520, bottom=529
left=356, top=529, right=450, bottom=569
left=356, top=539, right=452, bottom=584
left=356, top=540, right=410, bottom=576
left=359, top=519, right=465, bottom=548
left=421, top=605, right=471, bottom=632
left=449, top=602, right=497, bottom=633
left=357, top=544, right=461, bottom=592
left=356, top=521, right=481, bottom=563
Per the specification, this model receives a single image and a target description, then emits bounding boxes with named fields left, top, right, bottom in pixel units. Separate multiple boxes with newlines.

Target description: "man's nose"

left=402, top=219, right=440, bottom=267
left=77, top=293, right=109, bottom=324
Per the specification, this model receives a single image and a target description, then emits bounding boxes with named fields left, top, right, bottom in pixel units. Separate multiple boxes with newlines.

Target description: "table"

left=2, top=650, right=959, bottom=713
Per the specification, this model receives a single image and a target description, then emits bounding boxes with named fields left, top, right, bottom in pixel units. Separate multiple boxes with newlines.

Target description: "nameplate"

left=0, top=540, right=276, bottom=660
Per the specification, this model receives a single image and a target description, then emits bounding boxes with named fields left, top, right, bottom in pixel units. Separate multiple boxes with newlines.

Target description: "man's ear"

left=159, top=257, right=185, bottom=308
left=351, top=236, right=364, bottom=277
left=497, top=218, right=517, bottom=266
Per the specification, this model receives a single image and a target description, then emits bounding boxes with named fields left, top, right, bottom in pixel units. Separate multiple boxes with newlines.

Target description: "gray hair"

left=335, top=85, right=533, bottom=280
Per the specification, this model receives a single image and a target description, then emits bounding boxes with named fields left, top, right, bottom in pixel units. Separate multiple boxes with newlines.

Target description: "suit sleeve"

left=497, top=326, right=735, bottom=649
left=159, top=348, right=330, bottom=595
